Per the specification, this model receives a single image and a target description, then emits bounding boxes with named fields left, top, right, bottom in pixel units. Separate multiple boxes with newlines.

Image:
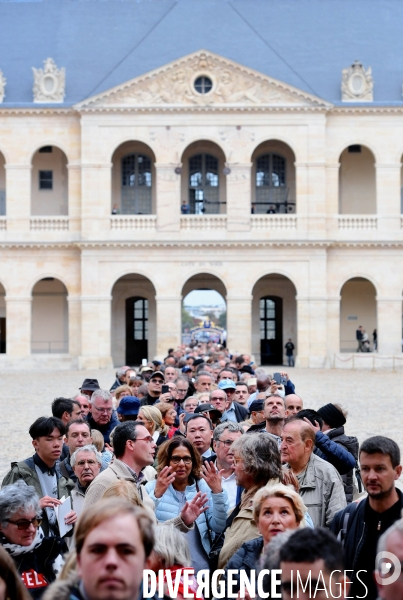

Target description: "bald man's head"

left=285, top=394, right=303, bottom=417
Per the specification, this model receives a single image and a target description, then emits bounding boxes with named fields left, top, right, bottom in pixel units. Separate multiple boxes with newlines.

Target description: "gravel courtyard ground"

left=0, top=367, right=401, bottom=481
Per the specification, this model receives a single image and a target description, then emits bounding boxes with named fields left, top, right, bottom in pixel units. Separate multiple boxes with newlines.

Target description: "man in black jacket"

left=317, top=402, right=359, bottom=502
left=331, top=435, right=403, bottom=600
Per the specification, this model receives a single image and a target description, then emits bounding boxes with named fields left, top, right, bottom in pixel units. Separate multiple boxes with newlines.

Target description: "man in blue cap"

left=117, top=396, right=140, bottom=422
left=218, top=379, right=248, bottom=423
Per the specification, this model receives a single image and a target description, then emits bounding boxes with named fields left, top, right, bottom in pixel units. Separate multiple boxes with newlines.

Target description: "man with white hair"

left=110, top=366, right=130, bottom=391
left=87, top=389, right=119, bottom=445
left=70, top=444, right=102, bottom=518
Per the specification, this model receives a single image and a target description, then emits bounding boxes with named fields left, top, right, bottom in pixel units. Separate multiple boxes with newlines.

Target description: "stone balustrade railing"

left=30, top=217, right=69, bottom=231
left=180, top=215, right=227, bottom=230
left=251, top=215, right=297, bottom=230
left=338, top=215, right=377, bottom=229
left=110, top=215, right=157, bottom=230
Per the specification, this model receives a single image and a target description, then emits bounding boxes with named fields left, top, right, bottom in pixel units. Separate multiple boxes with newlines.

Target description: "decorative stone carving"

left=341, top=60, right=373, bottom=102
left=32, top=58, right=65, bottom=103
left=77, top=50, right=330, bottom=110
left=0, top=70, right=6, bottom=103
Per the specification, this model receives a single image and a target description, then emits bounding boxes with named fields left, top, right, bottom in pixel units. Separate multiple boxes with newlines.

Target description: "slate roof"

left=0, top=0, right=403, bottom=107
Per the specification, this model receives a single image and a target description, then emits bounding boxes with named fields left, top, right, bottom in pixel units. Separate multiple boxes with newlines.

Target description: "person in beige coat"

left=218, top=433, right=289, bottom=568
left=83, top=421, right=208, bottom=532
left=280, top=419, right=346, bottom=527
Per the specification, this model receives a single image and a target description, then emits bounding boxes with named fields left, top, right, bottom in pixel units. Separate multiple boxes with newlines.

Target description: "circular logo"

left=375, top=551, right=401, bottom=586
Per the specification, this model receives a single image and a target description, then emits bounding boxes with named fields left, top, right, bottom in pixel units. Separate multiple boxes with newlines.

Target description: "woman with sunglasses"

left=0, top=481, right=65, bottom=599
left=145, top=438, right=228, bottom=574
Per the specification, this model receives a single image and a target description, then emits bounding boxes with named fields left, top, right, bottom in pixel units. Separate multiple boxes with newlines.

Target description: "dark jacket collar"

left=33, top=453, right=56, bottom=476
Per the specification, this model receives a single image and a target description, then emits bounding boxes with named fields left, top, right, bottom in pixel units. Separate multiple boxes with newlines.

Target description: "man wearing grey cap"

left=218, top=379, right=248, bottom=423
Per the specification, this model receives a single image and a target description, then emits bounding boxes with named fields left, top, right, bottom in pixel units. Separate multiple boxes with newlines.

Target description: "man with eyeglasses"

left=83, top=422, right=208, bottom=533
left=87, top=389, right=119, bottom=445
left=70, top=444, right=102, bottom=519
left=212, top=422, right=244, bottom=509
left=141, top=371, right=165, bottom=406
left=218, top=379, right=249, bottom=423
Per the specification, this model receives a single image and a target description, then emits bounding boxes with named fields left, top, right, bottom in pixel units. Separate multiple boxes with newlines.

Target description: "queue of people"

left=0, top=344, right=402, bottom=600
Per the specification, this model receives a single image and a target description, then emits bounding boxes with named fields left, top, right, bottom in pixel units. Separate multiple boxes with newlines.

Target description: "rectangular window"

left=39, top=171, right=53, bottom=190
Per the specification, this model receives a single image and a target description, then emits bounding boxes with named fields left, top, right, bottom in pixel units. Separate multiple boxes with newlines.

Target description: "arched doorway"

left=111, top=274, right=156, bottom=366
left=181, top=274, right=227, bottom=345
left=31, top=146, right=68, bottom=215
left=339, top=145, right=376, bottom=213
left=340, top=277, right=377, bottom=352
left=251, top=140, right=296, bottom=214
left=252, top=274, right=297, bottom=365
left=31, top=278, right=68, bottom=353
left=111, top=142, right=155, bottom=214
left=0, top=283, right=5, bottom=353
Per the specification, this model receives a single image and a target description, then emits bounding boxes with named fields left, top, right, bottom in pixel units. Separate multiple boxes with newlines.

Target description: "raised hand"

left=201, top=461, right=223, bottom=494
left=154, top=466, right=176, bottom=498
left=180, top=491, right=208, bottom=526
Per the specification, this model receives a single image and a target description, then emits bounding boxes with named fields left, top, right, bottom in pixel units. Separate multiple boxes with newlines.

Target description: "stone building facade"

left=1, top=2, right=403, bottom=369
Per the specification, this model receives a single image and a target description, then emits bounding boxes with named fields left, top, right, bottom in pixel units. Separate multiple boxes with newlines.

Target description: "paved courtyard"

left=0, top=367, right=402, bottom=481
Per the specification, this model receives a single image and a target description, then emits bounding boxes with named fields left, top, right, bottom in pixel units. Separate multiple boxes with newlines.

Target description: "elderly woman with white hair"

left=0, top=481, right=65, bottom=599
left=147, top=524, right=204, bottom=600
left=219, top=483, right=309, bottom=597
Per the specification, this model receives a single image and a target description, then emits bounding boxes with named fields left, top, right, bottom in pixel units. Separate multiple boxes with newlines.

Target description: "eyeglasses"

left=211, top=397, right=225, bottom=402
left=170, top=456, right=193, bottom=465
left=92, top=406, right=113, bottom=414
left=217, top=439, right=234, bottom=447
left=76, top=459, right=97, bottom=467
left=6, top=517, right=42, bottom=530
left=136, top=435, right=154, bottom=444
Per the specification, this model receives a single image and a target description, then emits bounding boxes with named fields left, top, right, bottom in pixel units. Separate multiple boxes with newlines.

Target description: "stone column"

left=81, top=163, right=112, bottom=237
left=155, top=163, right=180, bottom=232
left=67, top=164, right=81, bottom=233
left=5, top=165, right=31, bottom=233
left=325, top=163, right=340, bottom=234
left=226, top=295, right=252, bottom=355
left=296, top=297, right=310, bottom=367
left=155, top=295, right=182, bottom=357
left=68, top=296, right=81, bottom=358
left=326, top=296, right=341, bottom=366
left=294, top=162, right=309, bottom=236
left=376, top=296, right=402, bottom=355
left=376, top=164, right=401, bottom=233
left=5, top=296, right=31, bottom=356
left=79, top=296, right=113, bottom=369
left=226, top=163, right=252, bottom=231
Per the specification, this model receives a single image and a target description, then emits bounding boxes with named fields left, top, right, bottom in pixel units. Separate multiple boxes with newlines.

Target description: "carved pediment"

left=76, top=50, right=330, bottom=111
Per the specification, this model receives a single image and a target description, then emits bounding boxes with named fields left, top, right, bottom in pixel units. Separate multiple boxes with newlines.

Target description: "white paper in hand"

left=54, top=495, right=72, bottom=537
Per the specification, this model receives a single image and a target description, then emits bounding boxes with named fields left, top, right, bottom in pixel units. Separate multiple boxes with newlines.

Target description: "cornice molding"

left=2, top=239, right=403, bottom=250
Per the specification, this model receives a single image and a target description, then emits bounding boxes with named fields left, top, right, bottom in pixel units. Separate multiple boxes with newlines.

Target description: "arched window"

left=188, top=153, right=220, bottom=214
left=121, top=153, right=152, bottom=214
left=255, top=153, right=291, bottom=213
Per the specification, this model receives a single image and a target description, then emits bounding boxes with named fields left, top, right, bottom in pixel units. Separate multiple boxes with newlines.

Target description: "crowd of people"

left=0, top=342, right=401, bottom=600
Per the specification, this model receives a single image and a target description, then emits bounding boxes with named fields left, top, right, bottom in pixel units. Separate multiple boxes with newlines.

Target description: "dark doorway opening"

left=260, top=296, right=283, bottom=365
left=0, top=318, right=5, bottom=353
left=126, top=297, right=148, bottom=365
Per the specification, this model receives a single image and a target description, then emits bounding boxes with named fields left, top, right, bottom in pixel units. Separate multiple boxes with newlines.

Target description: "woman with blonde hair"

left=138, top=404, right=168, bottom=446
left=220, top=483, right=308, bottom=596
left=156, top=402, right=178, bottom=439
